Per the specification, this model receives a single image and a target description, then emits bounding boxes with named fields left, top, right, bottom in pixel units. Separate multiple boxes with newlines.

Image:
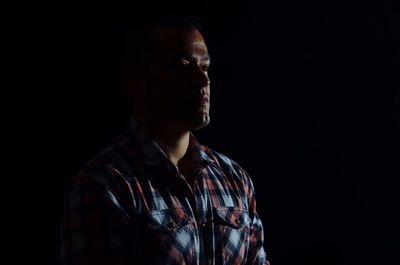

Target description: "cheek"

left=157, top=74, right=185, bottom=92
left=150, top=72, right=199, bottom=102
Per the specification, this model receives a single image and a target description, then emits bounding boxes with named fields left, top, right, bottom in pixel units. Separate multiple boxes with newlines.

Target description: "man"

left=60, top=16, right=270, bottom=265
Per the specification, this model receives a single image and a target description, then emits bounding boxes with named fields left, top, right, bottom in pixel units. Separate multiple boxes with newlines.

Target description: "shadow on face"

left=133, top=27, right=211, bottom=132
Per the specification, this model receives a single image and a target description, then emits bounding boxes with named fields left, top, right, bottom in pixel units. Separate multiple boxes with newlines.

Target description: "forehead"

left=152, top=27, right=209, bottom=58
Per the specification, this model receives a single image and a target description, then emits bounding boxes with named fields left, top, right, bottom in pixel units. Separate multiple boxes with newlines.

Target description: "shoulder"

left=63, top=151, right=133, bottom=215
left=204, top=146, right=246, bottom=172
left=66, top=142, right=130, bottom=193
left=203, top=145, right=253, bottom=185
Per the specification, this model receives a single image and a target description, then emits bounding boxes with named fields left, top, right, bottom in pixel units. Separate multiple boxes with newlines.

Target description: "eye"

left=201, top=64, right=209, bottom=71
left=180, top=59, right=190, bottom=66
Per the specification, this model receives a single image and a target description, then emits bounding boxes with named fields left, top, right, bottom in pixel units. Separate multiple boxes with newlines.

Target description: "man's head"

left=124, top=17, right=211, bottom=132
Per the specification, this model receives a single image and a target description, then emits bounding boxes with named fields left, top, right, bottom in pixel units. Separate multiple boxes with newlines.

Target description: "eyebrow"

left=200, top=54, right=211, bottom=62
left=178, top=53, right=211, bottom=62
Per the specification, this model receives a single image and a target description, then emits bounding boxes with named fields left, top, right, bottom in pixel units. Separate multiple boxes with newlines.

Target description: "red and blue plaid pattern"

left=60, top=119, right=270, bottom=265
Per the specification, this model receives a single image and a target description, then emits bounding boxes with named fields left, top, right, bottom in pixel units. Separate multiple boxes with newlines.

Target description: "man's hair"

left=96, top=15, right=205, bottom=135
left=117, top=16, right=204, bottom=72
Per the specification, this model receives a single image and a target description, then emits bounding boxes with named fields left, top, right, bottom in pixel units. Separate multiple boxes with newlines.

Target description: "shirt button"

left=167, top=222, right=176, bottom=229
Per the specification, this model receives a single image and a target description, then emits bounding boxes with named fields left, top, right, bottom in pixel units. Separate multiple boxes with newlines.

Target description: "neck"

left=135, top=115, right=191, bottom=166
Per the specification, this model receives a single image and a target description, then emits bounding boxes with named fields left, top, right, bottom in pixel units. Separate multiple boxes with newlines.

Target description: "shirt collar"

left=126, top=118, right=211, bottom=169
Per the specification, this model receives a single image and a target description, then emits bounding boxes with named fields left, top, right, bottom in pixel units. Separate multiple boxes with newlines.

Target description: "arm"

left=59, top=176, right=131, bottom=265
left=245, top=173, right=271, bottom=265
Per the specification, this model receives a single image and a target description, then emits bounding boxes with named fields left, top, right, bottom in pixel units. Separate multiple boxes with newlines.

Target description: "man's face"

left=145, top=27, right=211, bottom=131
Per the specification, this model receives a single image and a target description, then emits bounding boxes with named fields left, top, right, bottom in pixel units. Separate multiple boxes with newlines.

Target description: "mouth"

left=187, top=95, right=209, bottom=111
left=199, top=96, right=209, bottom=105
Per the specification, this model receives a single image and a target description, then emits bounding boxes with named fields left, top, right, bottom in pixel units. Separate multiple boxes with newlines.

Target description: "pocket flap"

left=213, top=207, right=250, bottom=229
left=144, top=208, right=192, bottom=232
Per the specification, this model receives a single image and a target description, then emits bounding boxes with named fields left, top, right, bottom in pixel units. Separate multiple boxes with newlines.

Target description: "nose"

left=190, top=63, right=210, bottom=89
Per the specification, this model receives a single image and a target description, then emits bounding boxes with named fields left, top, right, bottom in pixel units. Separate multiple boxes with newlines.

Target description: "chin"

left=188, top=113, right=210, bottom=131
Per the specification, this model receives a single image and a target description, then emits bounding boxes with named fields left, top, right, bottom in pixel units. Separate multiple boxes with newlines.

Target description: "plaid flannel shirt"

left=60, top=118, right=270, bottom=265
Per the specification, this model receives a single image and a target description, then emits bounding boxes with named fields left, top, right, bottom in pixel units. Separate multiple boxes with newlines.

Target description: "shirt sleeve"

left=59, top=176, right=131, bottom=265
left=243, top=170, right=271, bottom=265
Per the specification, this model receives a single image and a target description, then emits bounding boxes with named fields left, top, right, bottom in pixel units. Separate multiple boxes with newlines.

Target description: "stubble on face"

left=148, top=28, right=211, bottom=132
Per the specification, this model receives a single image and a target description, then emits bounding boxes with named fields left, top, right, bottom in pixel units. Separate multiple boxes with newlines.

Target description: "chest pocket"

left=145, top=207, right=193, bottom=232
left=139, top=208, right=196, bottom=264
left=213, top=207, right=251, bottom=265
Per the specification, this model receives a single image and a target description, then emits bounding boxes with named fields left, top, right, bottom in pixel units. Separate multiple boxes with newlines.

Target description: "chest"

left=129, top=169, right=251, bottom=265
left=130, top=166, right=248, bottom=216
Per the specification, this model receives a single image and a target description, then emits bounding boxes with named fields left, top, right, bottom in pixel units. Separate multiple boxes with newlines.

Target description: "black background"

left=13, top=1, right=399, bottom=265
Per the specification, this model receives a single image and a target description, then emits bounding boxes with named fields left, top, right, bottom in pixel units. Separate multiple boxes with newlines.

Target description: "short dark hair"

left=118, top=16, right=204, bottom=72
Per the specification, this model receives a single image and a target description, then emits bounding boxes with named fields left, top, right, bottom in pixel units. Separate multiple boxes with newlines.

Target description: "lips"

left=187, top=94, right=209, bottom=109
left=201, top=96, right=209, bottom=104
